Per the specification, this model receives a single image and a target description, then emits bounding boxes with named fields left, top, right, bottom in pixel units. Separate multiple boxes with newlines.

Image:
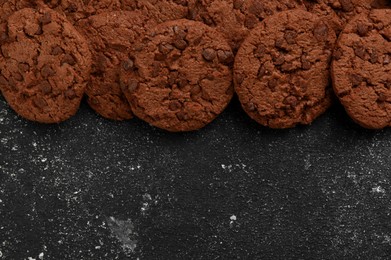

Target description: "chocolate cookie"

left=0, top=7, right=91, bottom=123
left=187, top=0, right=306, bottom=51
left=40, top=0, right=189, bottom=24
left=304, top=0, right=375, bottom=32
left=120, top=19, right=234, bottom=132
left=331, top=9, right=391, bottom=129
left=76, top=11, right=156, bottom=120
left=234, top=10, right=336, bottom=129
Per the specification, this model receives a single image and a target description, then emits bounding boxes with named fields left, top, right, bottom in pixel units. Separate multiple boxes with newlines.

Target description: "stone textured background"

left=1, top=96, right=391, bottom=259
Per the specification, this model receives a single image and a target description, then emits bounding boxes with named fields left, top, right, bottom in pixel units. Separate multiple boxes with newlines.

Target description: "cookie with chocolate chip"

left=234, top=10, right=336, bottom=129
left=332, top=9, right=391, bottom=129
left=76, top=11, right=157, bottom=120
left=0, top=7, right=91, bottom=123
left=40, top=0, right=189, bottom=24
left=120, top=19, right=234, bottom=132
left=188, top=0, right=306, bottom=52
left=304, top=0, right=376, bottom=33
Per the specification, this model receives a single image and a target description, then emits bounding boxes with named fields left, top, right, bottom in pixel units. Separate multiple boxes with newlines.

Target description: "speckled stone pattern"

left=1, top=97, right=391, bottom=259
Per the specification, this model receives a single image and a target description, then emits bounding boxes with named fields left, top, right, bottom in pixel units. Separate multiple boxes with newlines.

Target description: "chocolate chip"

left=268, top=79, right=278, bottom=91
left=357, top=23, right=369, bottom=37
left=177, top=76, right=189, bottom=88
left=284, top=96, right=298, bottom=107
left=169, top=101, right=182, bottom=111
left=340, top=0, right=354, bottom=12
left=0, top=31, right=9, bottom=44
left=275, top=38, right=285, bottom=49
left=35, top=25, right=43, bottom=35
left=51, top=45, right=63, bottom=55
left=284, top=30, right=297, bottom=44
left=168, top=71, right=179, bottom=86
left=154, top=53, right=166, bottom=61
left=33, top=97, right=48, bottom=109
left=13, top=72, right=23, bottom=82
left=61, top=54, right=76, bottom=66
left=202, top=48, right=216, bottom=61
left=217, top=50, right=234, bottom=64
left=41, top=64, right=55, bottom=78
left=370, top=50, right=378, bottom=64
left=313, top=22, right=329, bottom=41
left=173, top=26, right=187, bottom=39
left=248, top=2, right=263, bottom=16
left=384, top=55, right=390, bottom=65
left=122, top=59, right=134, bottom=71
left=18, top=63, right=30, bottom=72
left=40, top=12, right=52, bottom=25
left=350, top=73, right=363, bottom=86
left=244, top=14, right=258, bottom=29
left=173, top=38, right=187, bottom=50
left=40, top=81, right=52, bottom=94
left=176, top=111, right=189, bottom=120
left=257, top=66, right=266, bottom=78
left=190, top=85, right=201, bottom=96
left=274, top=55, right=285, bottom=66
left=254, top=44, right=266, bottom=57
left=151, top=62, right=161, bottom=78
left=159, top=43, right=174, bottom=54
left=333, top=48, right=343, bottom=60
left=127, top=80, right=139, bottom=93
left=377, top=93, right=387, bottom=102
left=65, top=89, right=76, bottom=99
left=301, top=56, right=311, bottom=70
left=353, top=43, right=366, bottom=60
left=233, top=0, right=244, bottom=9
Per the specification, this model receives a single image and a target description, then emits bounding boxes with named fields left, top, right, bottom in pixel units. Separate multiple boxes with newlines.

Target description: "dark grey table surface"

left=1, top=95, right=391, bottom=260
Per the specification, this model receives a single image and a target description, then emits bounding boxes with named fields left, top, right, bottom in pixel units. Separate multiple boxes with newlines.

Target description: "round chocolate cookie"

left=332, top=9, right=391, bottom=129
left=0, top=7, right=91, bottom=123
left=120, top=19, right=234, bottom=132
left=187, top=0, right=306, bottom=52
left=76, top=11, right=157, bottom=120
left=234, top=10, right=336, bottom=129
left=40, top=0, right=189, bottom=24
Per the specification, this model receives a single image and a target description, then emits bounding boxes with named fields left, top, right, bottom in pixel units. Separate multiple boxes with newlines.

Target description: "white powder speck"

left=41, top=158, right=47, bottom=163
left=27, top=257, right=36, bottom=260
left=38, top=252, right=44, bottom=259
left=304, top=155, right=311, bottom=170
left=0, top=250, right=2, bottom=257
left=32, top=142, right=37, bottom=147
left=95, top=246, right=101, bottom=250
left=372, top=186, right=386, bottom=194
left=230, top=215, right=237, bottom=221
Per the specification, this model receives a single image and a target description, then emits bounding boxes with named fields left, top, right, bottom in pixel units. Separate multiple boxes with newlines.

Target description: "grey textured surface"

left=1, top=95, right=391, bottom=259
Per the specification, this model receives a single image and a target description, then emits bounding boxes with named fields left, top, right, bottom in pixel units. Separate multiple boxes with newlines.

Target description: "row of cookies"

left=0, top=0, right=390, bottom=131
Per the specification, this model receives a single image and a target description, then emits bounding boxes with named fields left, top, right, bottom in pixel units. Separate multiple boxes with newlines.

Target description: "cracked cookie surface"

left=304, top=0, right=379, bottom=33
left=187, top=0, right=306, bottom=52
left=40, top=0, right=189, bottom=24
left=332, top=9, right=391, bottom=129
left=234, top=10, right=336, bottom=129
left=0, top=7, right=91, bottom=123
left=76, top=11, right=156, bottom=121
left=120, top=19, right=234, bottom=132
